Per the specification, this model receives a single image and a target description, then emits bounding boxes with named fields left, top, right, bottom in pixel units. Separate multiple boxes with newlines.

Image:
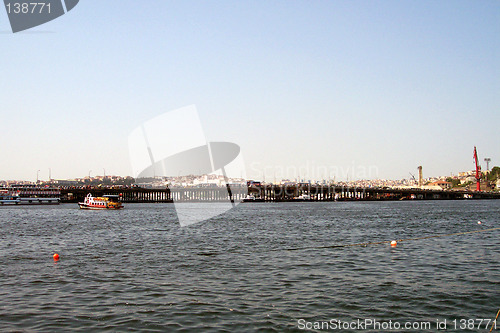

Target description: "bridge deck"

left=57, top=186, right=500, bottom=203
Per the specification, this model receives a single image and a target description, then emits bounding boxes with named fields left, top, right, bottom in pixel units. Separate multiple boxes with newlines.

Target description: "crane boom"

left=473, top=146, right=481, bottom=191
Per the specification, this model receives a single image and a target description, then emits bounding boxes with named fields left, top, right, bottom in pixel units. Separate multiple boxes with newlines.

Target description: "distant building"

left=51, top=179, right=80, bottom=186
left=465, top=176, right=476, bottom=183
left=427, top=181, right=452, bottom=190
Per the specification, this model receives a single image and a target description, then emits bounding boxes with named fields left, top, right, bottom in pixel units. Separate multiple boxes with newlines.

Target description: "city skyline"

left=2, top=1, right=499, bottom=181
left=1, top=164, right=495, bottom=184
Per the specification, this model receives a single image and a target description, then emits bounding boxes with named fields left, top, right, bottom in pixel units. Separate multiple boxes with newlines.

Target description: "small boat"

left=79, top=194, right=123, bottom=210
left=241, top=194, right=256, bottom=202
left=295, top=194, right=310, bottom=200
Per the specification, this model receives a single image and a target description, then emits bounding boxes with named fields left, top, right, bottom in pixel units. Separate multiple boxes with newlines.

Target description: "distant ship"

left=79, top=194, right=123, bottom=210
left=0, top=187, right=60, bottom=205
left=241, top=194, right=256, bottom=202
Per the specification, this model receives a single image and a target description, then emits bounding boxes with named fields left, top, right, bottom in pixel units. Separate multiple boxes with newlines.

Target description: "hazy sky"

left=1, top=0, right=499, bottom=182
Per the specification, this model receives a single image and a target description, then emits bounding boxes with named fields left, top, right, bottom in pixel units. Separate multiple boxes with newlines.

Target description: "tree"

left=446, top=177, right=461, bottom=187
left=487, top=166, right=500, bottom=182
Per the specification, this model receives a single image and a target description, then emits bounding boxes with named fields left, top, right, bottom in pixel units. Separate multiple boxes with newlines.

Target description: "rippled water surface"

left=0, top=201, right=499, bottom=332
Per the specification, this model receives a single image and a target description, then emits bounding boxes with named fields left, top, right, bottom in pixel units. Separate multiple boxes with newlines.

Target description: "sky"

left=1, top=0, right=499, bottom=182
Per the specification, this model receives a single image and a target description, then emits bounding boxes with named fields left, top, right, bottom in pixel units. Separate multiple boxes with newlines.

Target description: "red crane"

left=473, top=146, right=481, bottom=191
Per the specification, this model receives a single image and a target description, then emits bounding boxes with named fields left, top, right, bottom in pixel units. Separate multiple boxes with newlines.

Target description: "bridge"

left=57, top=185, right=500, bottom=203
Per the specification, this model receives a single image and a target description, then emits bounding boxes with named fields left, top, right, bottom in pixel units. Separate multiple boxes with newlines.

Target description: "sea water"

left=0, top=200, right=499, bottom=332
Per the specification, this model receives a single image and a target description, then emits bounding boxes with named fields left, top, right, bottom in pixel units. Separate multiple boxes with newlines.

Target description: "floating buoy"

left=478, top=221, right=482, bottom=225
left=53, top=253, right=60, bottom=261
left=390, top=240, right=397, bottom=247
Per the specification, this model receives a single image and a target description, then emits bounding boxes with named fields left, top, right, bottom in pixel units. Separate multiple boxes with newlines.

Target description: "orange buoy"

left=478, top=221, right=482, bottom=225
left=390, top=240, right=397, bottom=247
left=53, top=253, right=60, bottom=261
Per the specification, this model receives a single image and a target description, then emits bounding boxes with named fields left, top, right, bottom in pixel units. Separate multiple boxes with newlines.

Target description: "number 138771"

left=6, top=2, right=51, bottom=14
left=451, top=319, right=496, bottom=330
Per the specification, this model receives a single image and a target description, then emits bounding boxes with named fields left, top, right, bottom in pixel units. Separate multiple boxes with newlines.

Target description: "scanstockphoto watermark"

left=297, top=318, right=497, bottom=331
left=248, top=184, right=366, bottom=200
left=3, top=0, right=79, bottom=33
left=298, top=318, right=432, bottom=331
left=250, top=161, right=379, bottom=182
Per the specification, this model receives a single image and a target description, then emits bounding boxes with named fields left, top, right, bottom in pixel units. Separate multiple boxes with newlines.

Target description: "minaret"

left=418, top=166, right=423, bottom=187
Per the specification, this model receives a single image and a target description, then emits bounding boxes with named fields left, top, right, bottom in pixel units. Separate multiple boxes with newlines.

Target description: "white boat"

left=295, top=194, right=310, bottom=200
left=241, top=194, right=256, bottom=202
left=79, top=194, right=123, bottom=210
